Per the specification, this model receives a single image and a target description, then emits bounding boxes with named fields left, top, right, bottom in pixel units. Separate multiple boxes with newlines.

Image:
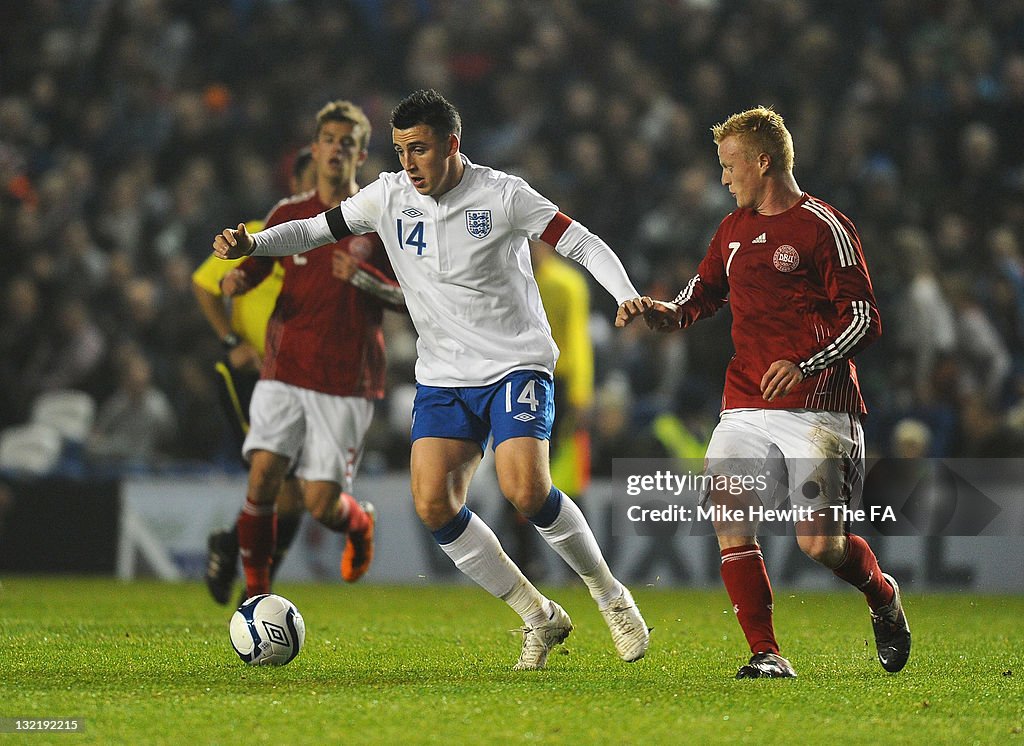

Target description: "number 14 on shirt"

left=397, top=219, right=427, bottom=255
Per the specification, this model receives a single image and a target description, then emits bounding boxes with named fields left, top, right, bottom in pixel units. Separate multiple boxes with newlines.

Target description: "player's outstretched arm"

left=615, top=297, right=653, bottom=327
left=214, top=211, right=341, bottom=260
left=643, top=300, right=683, bottom=332
left=213, top=223, right=253, bottom=259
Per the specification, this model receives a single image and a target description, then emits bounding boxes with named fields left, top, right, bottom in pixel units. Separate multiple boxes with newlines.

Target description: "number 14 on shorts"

left=506, top=378, right=539, bottom=420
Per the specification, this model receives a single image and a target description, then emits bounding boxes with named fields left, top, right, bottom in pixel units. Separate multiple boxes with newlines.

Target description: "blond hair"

left=315, top=100, right=371, bottom=151
left=711, top=106, right=794, bottom=173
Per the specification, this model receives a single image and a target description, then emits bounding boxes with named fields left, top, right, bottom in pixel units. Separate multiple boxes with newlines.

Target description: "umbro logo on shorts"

left=512, top=412, right=536, bottom=422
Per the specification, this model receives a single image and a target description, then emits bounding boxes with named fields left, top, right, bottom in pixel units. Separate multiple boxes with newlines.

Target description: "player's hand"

left=760, top=360, right=804, bottom=401
left=644, top=300, right=682, bottom=332
left=228, top=342, right=262, bottom=373
left=615, top=296, right=653, bottom=327
left=220, top=268, right=252, bottom=297
left=213, top=223, right=253, bottom=259
left=332, top=249, right=359, bottom=281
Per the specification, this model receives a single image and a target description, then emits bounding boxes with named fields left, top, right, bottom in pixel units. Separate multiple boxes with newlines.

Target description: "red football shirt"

left=239, top=191, right=399, bottom=398
left=675, top=193, right=881, bottom=414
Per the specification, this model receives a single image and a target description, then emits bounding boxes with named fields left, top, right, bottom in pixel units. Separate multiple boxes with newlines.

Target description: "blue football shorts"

left=411, top=370, right=555, bottom=452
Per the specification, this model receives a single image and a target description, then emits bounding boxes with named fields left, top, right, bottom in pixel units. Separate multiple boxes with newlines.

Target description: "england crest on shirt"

left=466, top=210, right=492, bottom=239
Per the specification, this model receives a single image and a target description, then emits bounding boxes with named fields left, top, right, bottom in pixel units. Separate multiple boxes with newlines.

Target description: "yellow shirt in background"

left=535, top=254, right=594, bottom=410
left=190, top=220, right=283, bottom=357
left=535, top=252, right=594, bottom=494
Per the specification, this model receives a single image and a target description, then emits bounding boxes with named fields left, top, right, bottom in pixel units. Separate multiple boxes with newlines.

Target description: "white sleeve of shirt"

left=503, top=176, right=639, bottom=304
left=250, top=213, right=334, bottom=257
left=339, top=177, right=386, bottom=235
left=505, top=177, right=559, bottom=239
left=554, top=220, right=640, bottom=305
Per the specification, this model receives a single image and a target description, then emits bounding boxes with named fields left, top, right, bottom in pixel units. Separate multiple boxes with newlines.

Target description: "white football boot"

left=600, top=587, right=650, bottom=662
left=513, top=601, right=573, bottom=671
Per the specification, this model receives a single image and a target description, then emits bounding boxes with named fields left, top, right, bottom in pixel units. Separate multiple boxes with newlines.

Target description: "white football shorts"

left=704, top=408, right=864, bottom=511
left=243, top=380, right=374, bottom=489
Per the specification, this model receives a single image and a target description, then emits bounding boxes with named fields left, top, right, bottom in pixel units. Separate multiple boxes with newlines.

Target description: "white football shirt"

left=341, top=156, right=565, bottom=387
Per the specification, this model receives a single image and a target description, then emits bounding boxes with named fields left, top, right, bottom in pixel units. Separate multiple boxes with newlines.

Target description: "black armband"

left=325, top=206, right=351, bottom=241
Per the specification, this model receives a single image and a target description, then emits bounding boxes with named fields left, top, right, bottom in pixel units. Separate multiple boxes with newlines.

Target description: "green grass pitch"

left=1, top=577, right=1021, bottom=745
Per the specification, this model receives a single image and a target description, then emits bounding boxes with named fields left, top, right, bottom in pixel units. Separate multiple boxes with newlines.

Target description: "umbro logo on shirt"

left=752, top=233, right=767, bottom=243
left=402, top=208, right=423, bottom=218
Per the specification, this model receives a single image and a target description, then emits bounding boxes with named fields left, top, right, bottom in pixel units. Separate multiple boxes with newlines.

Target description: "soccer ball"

left=229, top=594, right=305, bottom=666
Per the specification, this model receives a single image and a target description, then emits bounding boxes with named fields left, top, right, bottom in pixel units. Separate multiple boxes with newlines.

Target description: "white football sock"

left=439, top=513, right=548, bottom=626
left=535, top=493, right=623, bottom=609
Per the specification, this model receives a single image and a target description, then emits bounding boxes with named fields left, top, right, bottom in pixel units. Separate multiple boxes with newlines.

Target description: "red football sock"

left=832, top=534, right=895, bottom=611
left=340, top=493, right=369, bottom=534
left=720, top=544, right=779, bottom=655
left=238, top=498, right=276, bottom=598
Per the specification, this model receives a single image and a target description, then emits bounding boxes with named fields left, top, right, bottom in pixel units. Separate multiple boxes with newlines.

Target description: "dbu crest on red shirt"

left=773, top=244, right=800, bottom=272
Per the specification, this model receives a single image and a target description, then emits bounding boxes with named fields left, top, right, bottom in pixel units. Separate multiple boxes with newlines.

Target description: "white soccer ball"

left=229, top=593, right=305, bottom=666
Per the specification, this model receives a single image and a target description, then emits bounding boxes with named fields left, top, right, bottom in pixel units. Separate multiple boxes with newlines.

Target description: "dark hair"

left=390, top=89, right=462, bottom=138
left=292, top=146, right=313, bottom=180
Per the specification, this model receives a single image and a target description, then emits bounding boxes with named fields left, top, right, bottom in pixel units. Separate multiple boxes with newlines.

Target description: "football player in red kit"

left=618, top=106, right=910, bottom=678
left=222, top=100, right=403, bottom=600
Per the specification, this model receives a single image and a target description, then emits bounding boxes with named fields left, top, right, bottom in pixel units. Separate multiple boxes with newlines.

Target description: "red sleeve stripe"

left=540, top=211, right=572, bottom=247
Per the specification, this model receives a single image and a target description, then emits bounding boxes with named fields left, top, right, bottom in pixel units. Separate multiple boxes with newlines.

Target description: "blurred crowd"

left=2, top=0, right=1024, bottom=477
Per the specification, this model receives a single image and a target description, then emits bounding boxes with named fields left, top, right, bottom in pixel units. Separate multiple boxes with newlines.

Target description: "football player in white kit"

left=215, top=89, right=652, bottom=670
